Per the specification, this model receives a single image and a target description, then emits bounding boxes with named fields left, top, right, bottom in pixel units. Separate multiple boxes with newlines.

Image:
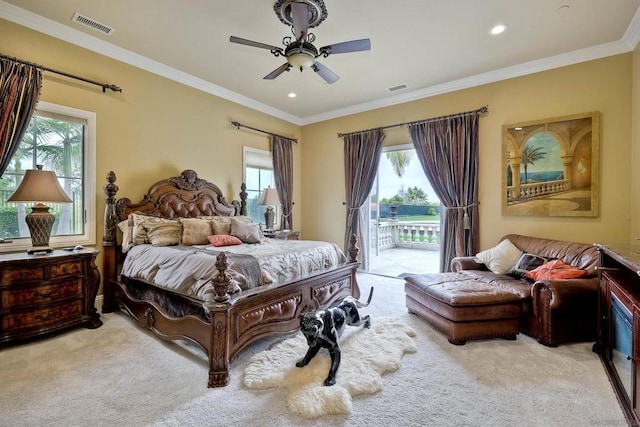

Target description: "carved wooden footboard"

left=101, top=170, right=360, bottom=387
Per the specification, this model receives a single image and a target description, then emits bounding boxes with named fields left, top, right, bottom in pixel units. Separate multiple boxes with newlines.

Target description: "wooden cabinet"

left=596, top=245, right=640, bottom=426
left=0, top=249, right=102, bottom=345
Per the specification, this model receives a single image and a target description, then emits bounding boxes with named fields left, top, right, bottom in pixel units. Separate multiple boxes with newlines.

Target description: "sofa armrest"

left=451, top=256, right=488, bottom=272
left=532, top=276, right=599, bottom=346
left=532, top=277, right=599, bottom=310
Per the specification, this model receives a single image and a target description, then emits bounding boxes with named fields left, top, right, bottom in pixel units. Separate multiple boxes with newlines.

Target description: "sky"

left=375, top=149, right=439, bottom=203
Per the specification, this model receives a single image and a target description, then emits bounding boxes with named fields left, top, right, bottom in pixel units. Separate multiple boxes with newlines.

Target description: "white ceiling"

left=2, top=0, right=640, bottom=125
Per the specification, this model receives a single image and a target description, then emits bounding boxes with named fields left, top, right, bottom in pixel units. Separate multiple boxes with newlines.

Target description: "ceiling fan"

left=229, top=0, right=371, bottom=84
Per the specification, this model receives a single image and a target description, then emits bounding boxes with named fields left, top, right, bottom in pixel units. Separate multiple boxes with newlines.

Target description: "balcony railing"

left=506, top=179, right=569, bottom=201
left=376, top=220, right=441, bottom=251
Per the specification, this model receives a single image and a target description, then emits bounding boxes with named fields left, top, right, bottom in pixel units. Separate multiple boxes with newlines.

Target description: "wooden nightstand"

left=0, top=249, right=102, bottom=346
left=265, top=230, right=300, bottom=240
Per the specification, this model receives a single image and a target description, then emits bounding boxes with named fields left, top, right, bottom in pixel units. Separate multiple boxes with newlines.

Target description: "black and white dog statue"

left=296, top=287, right=374, bottom=386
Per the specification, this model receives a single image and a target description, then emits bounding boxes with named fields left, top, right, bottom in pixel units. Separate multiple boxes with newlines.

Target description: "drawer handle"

left=34, top=311, right=59, bottom=322
left=34, top=290, right=57, bottom=298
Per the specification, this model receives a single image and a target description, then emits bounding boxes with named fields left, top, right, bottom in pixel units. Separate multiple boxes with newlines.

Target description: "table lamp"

left=257, top=187, right=280, bottom=230
left=7, top=165, right=72, bottom=254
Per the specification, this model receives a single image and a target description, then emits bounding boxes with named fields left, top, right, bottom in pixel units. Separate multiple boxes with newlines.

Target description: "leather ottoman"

left=405, top=273, right=522, bottom=345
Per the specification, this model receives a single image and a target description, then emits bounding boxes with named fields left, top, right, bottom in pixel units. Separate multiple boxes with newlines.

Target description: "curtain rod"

left=231, top=121, right=298, bottom=143
left=1, top=53, right=122, bottom=93
left=337, top=105, right=488, bottom=138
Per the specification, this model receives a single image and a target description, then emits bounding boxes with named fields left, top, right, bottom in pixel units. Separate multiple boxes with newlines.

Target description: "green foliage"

left=380, top=194, right=404, bottom=205
left=405, top=186, right=429, bottom=205
left=0, top=207, right=19, bottom=238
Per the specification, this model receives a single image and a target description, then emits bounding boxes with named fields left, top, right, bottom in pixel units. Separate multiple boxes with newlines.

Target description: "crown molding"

left=0, top=1, right=303, bottom=125
left=1, top=0, right=637, bottom=127
left=301, top=39, right=632, bottom=125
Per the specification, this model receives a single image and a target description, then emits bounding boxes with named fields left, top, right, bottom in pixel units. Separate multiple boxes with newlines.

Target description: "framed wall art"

left=502, top=111, right=599, bottom=217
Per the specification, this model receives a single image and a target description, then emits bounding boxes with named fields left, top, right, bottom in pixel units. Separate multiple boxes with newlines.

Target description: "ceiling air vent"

left=71, top=12, right=115, bottom=36
left=387, top=84, right=408, bottom=92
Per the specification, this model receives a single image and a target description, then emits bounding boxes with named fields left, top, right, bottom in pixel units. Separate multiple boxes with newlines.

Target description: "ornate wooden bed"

left=101, top=169, right=360, bottom=387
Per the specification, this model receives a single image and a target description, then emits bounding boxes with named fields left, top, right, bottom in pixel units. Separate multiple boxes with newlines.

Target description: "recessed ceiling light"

left=288, top=92, right=297, bottom=98
left=490, top=24, right=507, bottom=35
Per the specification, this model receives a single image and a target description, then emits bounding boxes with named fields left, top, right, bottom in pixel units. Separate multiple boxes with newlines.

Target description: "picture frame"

left=502, top=111, right=599, bottom=217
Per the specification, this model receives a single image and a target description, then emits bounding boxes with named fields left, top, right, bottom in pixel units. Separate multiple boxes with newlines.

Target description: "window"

left=243, top=146, right=276, bottom=227
left=0, top=101, right=96, bottom=252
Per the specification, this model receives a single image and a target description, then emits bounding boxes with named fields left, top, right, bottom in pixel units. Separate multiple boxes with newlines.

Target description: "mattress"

left=120, top=238, right=347, bottom=300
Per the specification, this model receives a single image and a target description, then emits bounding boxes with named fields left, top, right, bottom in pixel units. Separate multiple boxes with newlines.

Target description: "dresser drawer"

left=49, top=260, right=83, bottom=279
left=2, top=299, right=83, bottom=333
left=0, top=267, right=44, bottom=284
left=1, top=279, right=83, bottom=308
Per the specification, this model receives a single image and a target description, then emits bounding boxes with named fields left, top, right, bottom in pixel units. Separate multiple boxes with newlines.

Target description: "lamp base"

left=24, top=203, right=55, bottom=255
left=27, top=246, right=54, bottom=255
left=264, top=206, right=275, bottom=230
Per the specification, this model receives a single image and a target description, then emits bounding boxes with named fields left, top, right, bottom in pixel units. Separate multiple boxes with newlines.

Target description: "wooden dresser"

left=595, top=244, right=640, bottom=426
left=0, top=249, right=102, bottom=346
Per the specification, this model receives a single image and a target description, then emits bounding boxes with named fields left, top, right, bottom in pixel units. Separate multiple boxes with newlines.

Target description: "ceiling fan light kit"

left=230, top=0, right=370, bottom=84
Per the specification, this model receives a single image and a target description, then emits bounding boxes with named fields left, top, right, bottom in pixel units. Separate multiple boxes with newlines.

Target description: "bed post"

left=204, top=252, right=233, bottom=387
left=102, top=171, right=119, bottom=313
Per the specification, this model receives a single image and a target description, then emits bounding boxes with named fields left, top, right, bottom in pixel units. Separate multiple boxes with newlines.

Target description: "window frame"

left=242, top=146, right=279, bottom=228
left=0, top=101, right=96, bottom=253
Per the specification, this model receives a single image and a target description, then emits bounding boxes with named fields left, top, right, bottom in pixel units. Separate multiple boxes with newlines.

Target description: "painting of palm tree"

left=521, top=144, right=547, bottom=183
left=502, top=112, right=599, bottom=217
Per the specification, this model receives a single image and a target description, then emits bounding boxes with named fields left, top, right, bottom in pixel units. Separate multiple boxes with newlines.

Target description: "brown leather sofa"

left=405, top=234, right=599, bottom=346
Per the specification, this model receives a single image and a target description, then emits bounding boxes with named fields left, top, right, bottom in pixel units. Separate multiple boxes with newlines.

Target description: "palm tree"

left=29, top=117, right=83, bottom=234
left=386, top=150, right=413, bottom=201
left=521, top=144, right=547, bottom=183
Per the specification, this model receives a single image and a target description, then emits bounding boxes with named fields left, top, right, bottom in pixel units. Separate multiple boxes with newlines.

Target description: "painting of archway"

left=502, top=112, right=599, bottom=217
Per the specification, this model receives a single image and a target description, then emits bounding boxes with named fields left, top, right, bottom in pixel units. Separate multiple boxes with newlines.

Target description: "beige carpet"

left=0, top=273, right=627, bottom=427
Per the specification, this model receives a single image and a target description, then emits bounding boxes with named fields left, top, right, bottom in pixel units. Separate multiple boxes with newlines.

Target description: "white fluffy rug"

left=243, top=317, right=416, bottom=419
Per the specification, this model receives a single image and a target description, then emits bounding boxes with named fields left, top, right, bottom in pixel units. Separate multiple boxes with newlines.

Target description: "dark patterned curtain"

left=271, top=135, right=294, bottom=230
left=0, top=58, right=42, bottom=176
left=409, top=111, right=481, bottom=272
left=343, top=129, right=384, bottom=268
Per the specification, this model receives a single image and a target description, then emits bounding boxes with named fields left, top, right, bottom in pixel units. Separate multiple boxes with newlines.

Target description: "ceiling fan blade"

left=263, top=63, right=292, bottom=80
left=320, top=39, right=371, bottom=56
left=312, top=62, right=339, bottom=84
left=290, top=2, right=310, bottom=41
left=230, top=36, right=281, bottom=52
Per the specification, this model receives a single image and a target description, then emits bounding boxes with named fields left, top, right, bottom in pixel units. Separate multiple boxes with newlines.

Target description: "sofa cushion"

left=508, top=253, right=549, bottom=280
left=526, top=259, right=588, bottom=281
left=475, top=239, right=522, bottom=274
left=500, top=234, right=599, bottom=275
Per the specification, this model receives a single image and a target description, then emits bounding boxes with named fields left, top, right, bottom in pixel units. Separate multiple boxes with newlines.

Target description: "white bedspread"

left=120, top=239, right=347, bottom=300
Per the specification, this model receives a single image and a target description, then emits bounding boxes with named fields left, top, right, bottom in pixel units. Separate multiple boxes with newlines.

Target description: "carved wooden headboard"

left=113, top=169, right=246, bottom=221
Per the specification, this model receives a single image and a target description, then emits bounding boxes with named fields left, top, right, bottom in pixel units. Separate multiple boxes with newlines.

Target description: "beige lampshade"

left=7, top=167, right=72, bottom=204
left=257, top=187, right=280, bottom=206
left=7, top=166, right=72, bottom=254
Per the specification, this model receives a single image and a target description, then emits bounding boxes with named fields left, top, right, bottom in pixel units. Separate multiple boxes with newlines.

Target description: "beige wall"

left=301, top=55, right=633, bottom=250
left=2, top=18, right=636, bottom=271
left=0, top=19, right=302, bottom=276
left=632, top=46, right=640, bottom=242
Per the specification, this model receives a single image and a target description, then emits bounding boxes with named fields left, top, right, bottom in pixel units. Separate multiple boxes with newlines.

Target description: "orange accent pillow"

left=526, top=259, right=588, bottom=281
left=207, top=234, right=243, bottom=247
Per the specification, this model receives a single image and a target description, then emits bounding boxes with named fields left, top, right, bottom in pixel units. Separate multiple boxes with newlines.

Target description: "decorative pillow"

left=201, top=215, right=254, bottom=235
left=475, top=239, right=522, bottom=274
left=526, top=259, right=589, bottom=281
left=207, top=234, right=243, bottom=247
left=144, top=221, right=182, bottom=247
left=131, top=213, right=178, bottom=245
left=230, top=218, right=261, bottom=244
left=117, top=216, right=134, bottom=253
left=507, top=253, right=549, bottom=280
left=180, top=218, right=212, bottom=245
